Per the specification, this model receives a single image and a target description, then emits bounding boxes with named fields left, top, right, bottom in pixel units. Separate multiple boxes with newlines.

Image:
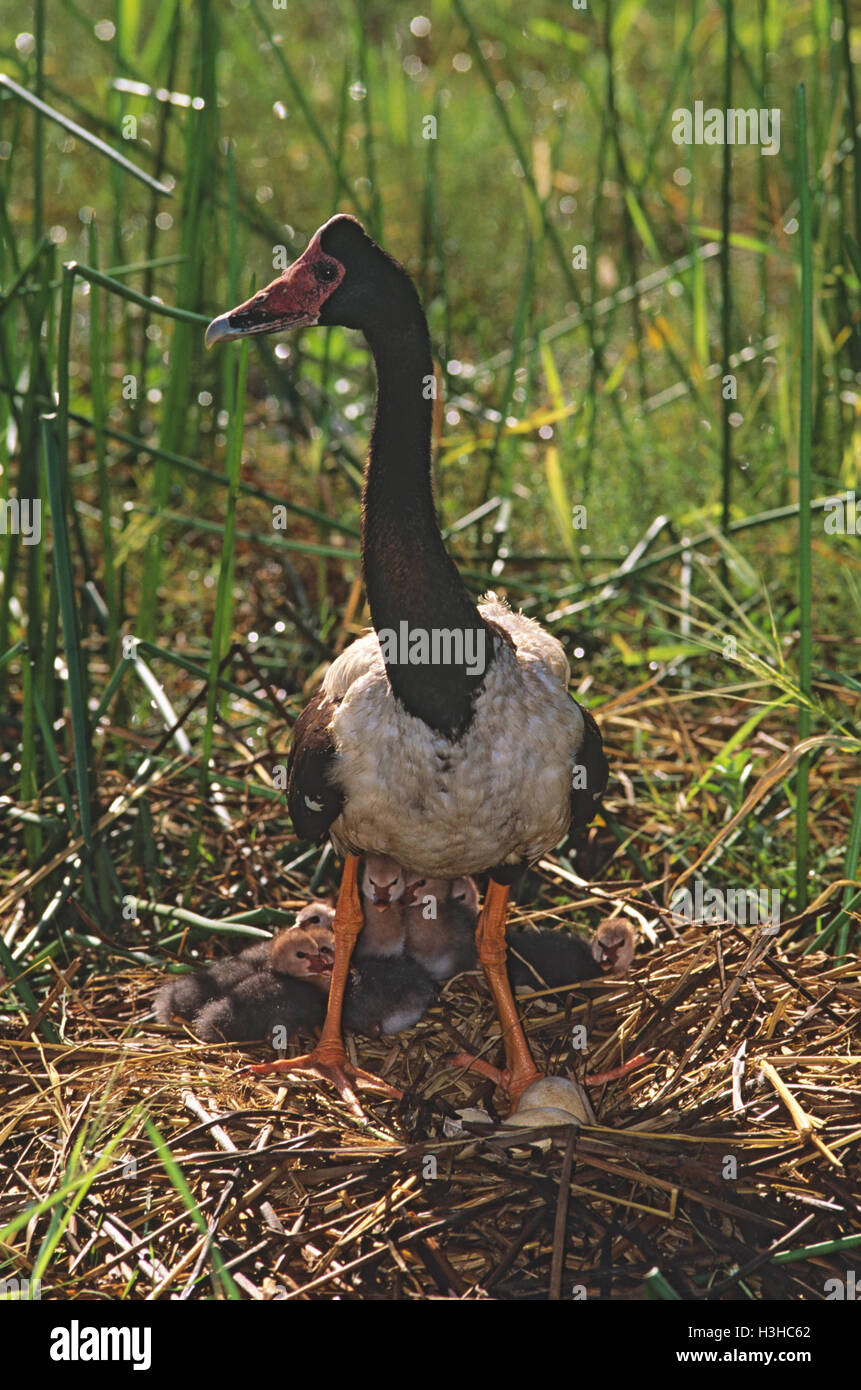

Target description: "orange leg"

left=583, top=1052, right=653, bottom=1087
left=449, top=1053, right=506, bottom=1089
left=454, top=1052, right=654, bottom=1092
left=463, top=878, right=542, bottom=1112
left=248, top=854, right=402, bottom=1118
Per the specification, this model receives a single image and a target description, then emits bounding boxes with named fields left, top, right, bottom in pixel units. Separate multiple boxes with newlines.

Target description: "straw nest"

left=2, top=907, right=859, bottom=1300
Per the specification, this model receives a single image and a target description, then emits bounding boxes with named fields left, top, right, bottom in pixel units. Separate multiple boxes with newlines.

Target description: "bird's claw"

left=247, top=1049, right=402, bottom=1118
left=448, top=1051, right=542, bottom=1112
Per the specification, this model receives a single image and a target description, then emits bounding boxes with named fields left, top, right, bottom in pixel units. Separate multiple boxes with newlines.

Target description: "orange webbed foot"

left=449, top=1051, right=543, bottom=1113
left=247, top=1047, right=402, bottom=1119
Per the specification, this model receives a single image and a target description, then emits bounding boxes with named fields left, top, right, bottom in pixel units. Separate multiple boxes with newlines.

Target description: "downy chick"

left=268, top=920, right=334, bottom=981
left=451, top=876, right=480, bottom=916
left=589, top=918, right=636, bottom=976
left=507, top=918, right=636, bottom=988
left=294, top=900, right=336, bottom=934
left=195, top=918, right=434, bottom=1042
left=154, top=900, right=334, bottom=1025
left=403, top=873, right=479, bottom=981
left=401, top=870, right=636, bottom=991
left=303, top=910, right=435, bottom=1036
left=193, top=971, right=327, bottom=1044
left=401, top=874, right=634, bottom=990
left=344, top=956, right=436, bottom=1036
left=154, top=942, right=271, bottom=1023
left=356, top=853, right=407, bottom=958
left=194, top=923, right=333, bottom=1043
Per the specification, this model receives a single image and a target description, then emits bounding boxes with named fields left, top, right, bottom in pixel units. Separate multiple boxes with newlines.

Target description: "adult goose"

left=205, top=215, right=608, bottom=1114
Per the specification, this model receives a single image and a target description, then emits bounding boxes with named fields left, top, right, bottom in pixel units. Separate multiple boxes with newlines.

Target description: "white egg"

left=513, top=1075, right=595, bottom=1124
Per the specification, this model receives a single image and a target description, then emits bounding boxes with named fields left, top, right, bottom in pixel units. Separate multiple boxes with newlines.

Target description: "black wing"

left=507, top=928, right=600, bottom=987
left=285, top=691, right=344, bottom=842
left=194, top=974, right=325, bottom=1042
left=569, top=700, right=609, bottom=832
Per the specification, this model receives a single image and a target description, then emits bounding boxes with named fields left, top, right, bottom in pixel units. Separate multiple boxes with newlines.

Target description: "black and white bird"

left=205, top=214, right=608, bottom=1115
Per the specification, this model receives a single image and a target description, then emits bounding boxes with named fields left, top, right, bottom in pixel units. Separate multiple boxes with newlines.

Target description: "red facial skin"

left=269, top=926, right=334, bottom=981
left=591, top=920, right=636, bottom=975
left=204, top=226, right=345, bottom=346
left=361, top=855, right=405, bottom=910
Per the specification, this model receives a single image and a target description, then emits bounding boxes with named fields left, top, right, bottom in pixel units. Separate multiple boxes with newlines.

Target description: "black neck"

left=361, top=315, right=491, bottom=737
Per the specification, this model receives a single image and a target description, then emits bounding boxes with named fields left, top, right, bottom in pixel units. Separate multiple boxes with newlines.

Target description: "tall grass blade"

left=86, top=224, right=119, bottom=665
left=719, top=0, right=733, bottom=546
left=0, top=73, right=173, bottom=194
left=145, top=1118, right=240, bottom=1297
left=199, top=340, right=249, bottom=807
left=140, top=1, right=218, bottom=640
left=794, top=83, right=813, bottom=910
left=33, top=0, right=45, bottom=241
left=839, top=0, right=861, bottom=253
left=450, top=0, right=583, bottom=308
left=834, top=786, right=861, bottom=958
left=40, top=413, right=92, bottom=845
left=247, top=0, right=366, bottom=219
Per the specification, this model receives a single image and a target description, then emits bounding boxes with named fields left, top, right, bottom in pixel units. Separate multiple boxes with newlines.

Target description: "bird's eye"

left=308, top=914, right=320, bottom=924
left=296, top=950, right=306, bottom=959
left=415, top=879, right=426, bottom=888
left=315, top=260, right=338, bottom=283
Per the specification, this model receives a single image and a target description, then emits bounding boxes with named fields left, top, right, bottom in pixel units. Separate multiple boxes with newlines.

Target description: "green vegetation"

left=1, top=0, right=860, bottom=1309
left=0, top=4, right=858, bottom=1030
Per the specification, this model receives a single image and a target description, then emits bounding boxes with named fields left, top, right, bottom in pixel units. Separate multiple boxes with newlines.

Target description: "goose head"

left=205, top=214, right=419, bottom=347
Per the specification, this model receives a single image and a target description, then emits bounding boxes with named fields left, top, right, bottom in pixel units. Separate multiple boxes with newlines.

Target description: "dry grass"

left=2, top=638, right=858, bottom=1301
left=2, top=892, right=859, bottom=1300
left=1, top=0, right=859, bottom=1309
